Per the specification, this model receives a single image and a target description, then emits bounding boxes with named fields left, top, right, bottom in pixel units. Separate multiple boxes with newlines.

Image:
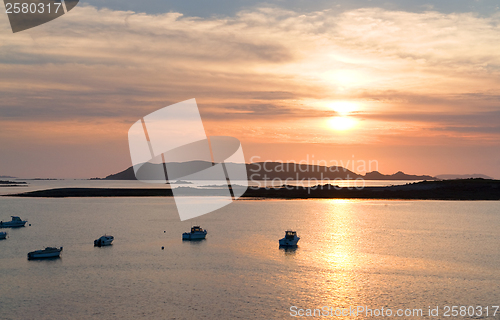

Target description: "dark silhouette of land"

left=0, top=180, right=26, bottom=184
left=7, top=178, right=500, bottom=200
left=241, top=179, right=500, bottom=200
left=102, top=161, right=438, bottom=181
left=436, top=174, right=493, bottom=180
left=0, top=180, right=27, bottom=187
left=9, top=188, right=173, bottom=197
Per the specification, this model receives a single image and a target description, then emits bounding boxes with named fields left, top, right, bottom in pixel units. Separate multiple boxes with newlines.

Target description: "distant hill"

left=104, top=167, right=136, bottom=180
left=0, top=175, right=16, bottom=179
left=103, top=162, right=438, bottom=181
left=364, top=171, right=437, bottom=180
left=436, top=174, right=493, bottom=180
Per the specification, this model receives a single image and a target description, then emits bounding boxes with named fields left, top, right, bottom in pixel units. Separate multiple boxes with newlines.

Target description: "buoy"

left=164, top=231, right=166, bottom=233
left=161, top=246, right=164, bottom=250
left=29, top=224, right=31, bottom=226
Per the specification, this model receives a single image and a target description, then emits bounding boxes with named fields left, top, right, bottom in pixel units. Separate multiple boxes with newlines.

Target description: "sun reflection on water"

left=307, top=200, right=365, bottom=307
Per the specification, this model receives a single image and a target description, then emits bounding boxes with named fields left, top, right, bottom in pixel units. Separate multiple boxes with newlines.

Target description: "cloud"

left=0, top=5, right=500, bottom=140
left=431, top=126, right=500, bottom=134
left=83, top=0, right=500, bottom=18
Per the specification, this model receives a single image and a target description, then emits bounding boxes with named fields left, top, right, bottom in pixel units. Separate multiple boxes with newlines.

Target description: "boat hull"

left=0, top=221, right=26, bottom=228
left=28, top=252, right=61, bottom=259
left=27, top=247, right=63, bottom=260
left=182, top=231, right=207, bottom=240
left=279, top=237, right=300, bottom=247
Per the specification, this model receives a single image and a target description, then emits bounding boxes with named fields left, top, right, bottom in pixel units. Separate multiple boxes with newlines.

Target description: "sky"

left=1, top=1, right=500, bottom=179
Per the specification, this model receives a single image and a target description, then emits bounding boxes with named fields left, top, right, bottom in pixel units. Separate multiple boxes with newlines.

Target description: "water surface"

left=0, top=197, right=499, bottom=319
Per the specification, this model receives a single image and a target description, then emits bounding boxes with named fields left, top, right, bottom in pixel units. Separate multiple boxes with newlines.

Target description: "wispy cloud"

left=1, top=6, right=499, bottom=118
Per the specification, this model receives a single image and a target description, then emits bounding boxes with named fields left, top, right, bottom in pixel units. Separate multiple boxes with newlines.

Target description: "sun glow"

left=329, top=101, right=359, bottom=116
left=328, top=116, right=357, bottom=131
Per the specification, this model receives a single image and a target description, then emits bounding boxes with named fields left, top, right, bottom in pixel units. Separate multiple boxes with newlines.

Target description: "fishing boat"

left=279, top=230, right=300, bottom=247
left=94, top=235, right=114, bottom=247
left=0, top=216, right=27, bottom=228
left=0, top=231, right=7, bottom=240
left=27, top=247, right=63, bottom=260
left=182, top=226, right=207, bottom=240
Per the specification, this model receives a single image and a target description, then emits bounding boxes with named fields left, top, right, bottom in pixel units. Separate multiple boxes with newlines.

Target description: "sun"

left=328, top=116, right=357, bottom=131
left=329, top=101, right=359, bottom=116
left=325, top=101, right=360, bottom=131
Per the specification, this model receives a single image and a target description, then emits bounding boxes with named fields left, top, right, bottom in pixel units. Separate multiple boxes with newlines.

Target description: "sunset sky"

left=1, top=1, right=500, bottom=178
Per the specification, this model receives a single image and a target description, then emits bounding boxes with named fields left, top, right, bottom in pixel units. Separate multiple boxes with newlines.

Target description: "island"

left=0, top=180, right=28, bottom=187
left=5, top=178, right=500, bottom=200
left=101, top=161, right=438, bottom=181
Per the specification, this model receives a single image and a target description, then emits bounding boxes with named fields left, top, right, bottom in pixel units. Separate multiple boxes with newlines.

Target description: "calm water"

left=0, top=196, right=499, bottom=319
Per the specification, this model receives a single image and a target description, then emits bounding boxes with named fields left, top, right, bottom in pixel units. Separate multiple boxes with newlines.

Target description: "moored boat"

left=182, top=226, right=207, bottom=240
left=0, top=216, right=27, bottom=228
left=279, top=230, right=300, bottom=247
left=0, top=231, right=7, bottom=240
left=94, top=235, right=114, bottom=247
left=27, top=247, right=63, bottom=260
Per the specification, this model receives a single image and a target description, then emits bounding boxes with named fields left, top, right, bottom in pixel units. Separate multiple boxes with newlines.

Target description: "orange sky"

left=1, top=6, right=500, bottom=178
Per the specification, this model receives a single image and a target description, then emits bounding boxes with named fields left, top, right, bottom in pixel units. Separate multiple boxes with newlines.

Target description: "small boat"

left=94, top=235, right=114, bottom=247
left=279, top=230, right=300, bottom=247
left=0, top=216, right=27, bottom=228
left=182, top=226, right=207, bottom=240
left=0, top=231, right=7, bottom=240
left=27, top=247, right=63, bottom=260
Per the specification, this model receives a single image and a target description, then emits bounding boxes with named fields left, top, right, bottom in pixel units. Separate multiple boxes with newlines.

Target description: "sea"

left=0, top=180, right=499, bottom=319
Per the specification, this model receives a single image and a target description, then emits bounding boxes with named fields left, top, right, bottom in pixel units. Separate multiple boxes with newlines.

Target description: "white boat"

left=279, top=230, right=300, bottom=247
left=182, top=226, right=207, bottom=240
left=0, top=231, right=7, bottom=240
left=94, top=235, right=114, bottom=246
left=0, top=216, right=27, bottom=228
left=27, top=247, right=63, bottom=260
